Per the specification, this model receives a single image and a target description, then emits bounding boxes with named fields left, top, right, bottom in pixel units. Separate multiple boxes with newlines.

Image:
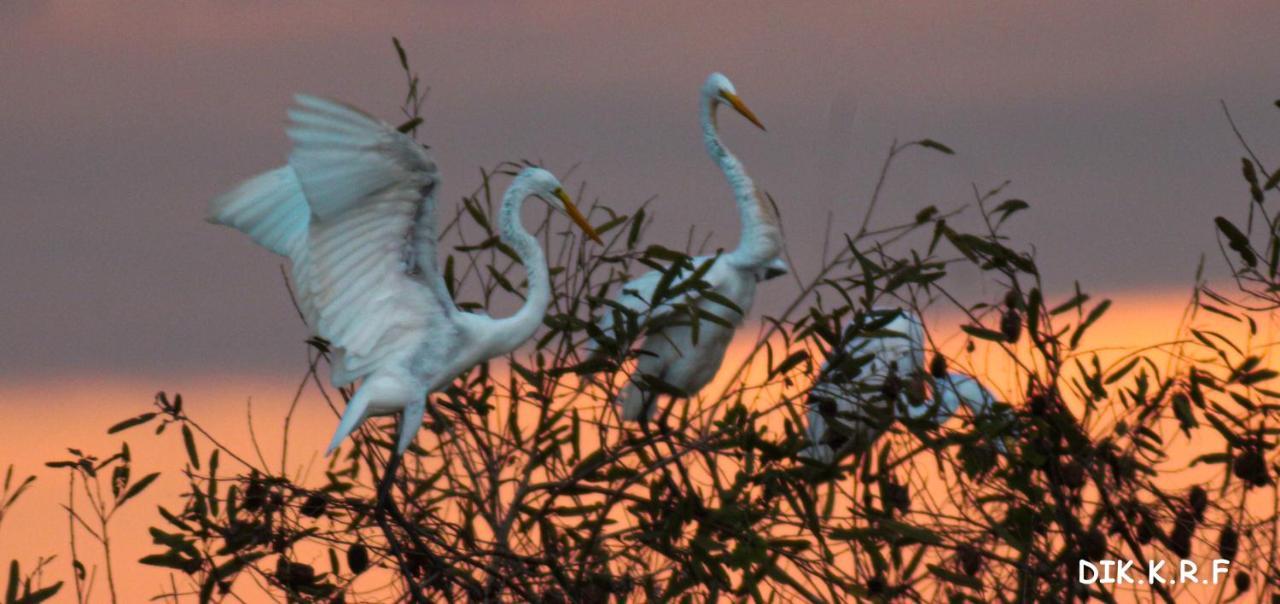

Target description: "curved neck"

left=485, top=181, right=552, bottom=356
left=700, top=95, right=780, bottom=268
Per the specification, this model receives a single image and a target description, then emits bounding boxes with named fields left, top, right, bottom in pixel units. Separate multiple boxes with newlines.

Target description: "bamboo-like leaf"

left=182, top=425, right=199, bottom=470
left=107, top=413, right=157, bottom=434
left=917, top=139, right=955, bottom=155
left=117, top=472, right=160, bottom=506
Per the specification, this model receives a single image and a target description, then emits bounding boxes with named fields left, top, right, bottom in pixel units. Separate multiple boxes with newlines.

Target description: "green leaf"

left=182, top=425, right=200, bottom=470
left=1242, top=158, right=1265, bottom=203
left=17, top=582, right=62, bottom=604
left=117, top=472, right=160, bottom=506
left=962, top=324, right=1007, bottom=342
left=392, top=37, right=409, bottom=71
left=643, top=245, right=689, bottom=264
left=1050, top=290, right=1089, bottom=315
left=1069, top=299, right=1110, bottom=348
left=914, top=206, right=938, bottom=223
left=396, top=117, right=423, bottom=134
left=993, top=198, right=1030, bottom=224
left=1215, top=216, right=1257, bottom=267
left=107, top=413, right=157, bottom=434
left=616, top=208, right=642, bottom=251
left=1238, top=369, right=1278, bottom=386
left=1264, top=168, right=1280, bottom=191
left=917, top=139, right=955, bottom=155
left=769, top=351, right=809, bottom=379
left=6, top=560, right=17, bottom=604
left=927, top=563, right=982, bottom=590
left=1172, top=394, right=1198, bottom=437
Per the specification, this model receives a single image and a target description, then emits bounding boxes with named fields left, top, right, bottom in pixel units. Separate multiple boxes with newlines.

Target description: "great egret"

left=209, top=95, right=601, bottom=455
left=802, top=309, right=997, bottom=462
left=589, top=73, right=786, bottom=421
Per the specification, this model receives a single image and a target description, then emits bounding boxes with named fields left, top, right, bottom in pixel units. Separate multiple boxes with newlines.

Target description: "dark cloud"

left=2, top=2, right=1279, bottom=376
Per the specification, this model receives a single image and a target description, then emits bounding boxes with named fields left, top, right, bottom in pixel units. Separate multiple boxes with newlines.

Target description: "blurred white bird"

left=590, top=73, right=787, bottom=421
left=209, top=95, right=600, bottom=455
left=802, top=309, right=997, bottom=462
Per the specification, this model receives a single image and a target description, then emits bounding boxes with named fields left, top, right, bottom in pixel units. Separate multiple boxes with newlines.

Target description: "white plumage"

left=210, top=95, right=599, bottom=454
left=802, top=309, right=997, bottom=462
left=589, top=73, right=787, bottom=421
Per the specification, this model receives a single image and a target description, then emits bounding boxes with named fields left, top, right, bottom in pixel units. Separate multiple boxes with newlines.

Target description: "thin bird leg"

left=378, top=417, right=473, bottom=600
left=374, top=449, right=429, bottom=603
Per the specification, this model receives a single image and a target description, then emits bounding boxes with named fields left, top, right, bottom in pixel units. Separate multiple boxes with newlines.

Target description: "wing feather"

left=207, top=167, right=310, bottom=259
left=285, top=95, right=452, bottom=374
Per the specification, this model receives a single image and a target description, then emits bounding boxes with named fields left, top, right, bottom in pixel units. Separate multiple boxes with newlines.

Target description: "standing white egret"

left=209, top=95, right=601, bottom=455
left=802, top=309, right=997, bottom=462
left=589, top=73, right=786, bottom=421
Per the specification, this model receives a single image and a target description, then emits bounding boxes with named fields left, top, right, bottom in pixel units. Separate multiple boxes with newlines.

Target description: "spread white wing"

left=285, top=95, right=456, bottom=380
left=210, top=95, right=460, bottom=384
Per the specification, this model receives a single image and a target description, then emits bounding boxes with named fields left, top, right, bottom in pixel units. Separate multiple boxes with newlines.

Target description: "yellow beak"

left=720, top=91, right=766, bottom=131
left=555, top=188, right=602, bottom=244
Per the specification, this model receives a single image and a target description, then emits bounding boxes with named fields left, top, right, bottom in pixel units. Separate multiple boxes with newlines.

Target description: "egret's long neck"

left=701, top=96, right=780, bottom=267
left=487, top=182, right=552, bottom=356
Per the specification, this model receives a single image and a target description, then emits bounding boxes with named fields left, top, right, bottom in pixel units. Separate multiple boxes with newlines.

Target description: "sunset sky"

left=3, top=2, right=1280, bottom=599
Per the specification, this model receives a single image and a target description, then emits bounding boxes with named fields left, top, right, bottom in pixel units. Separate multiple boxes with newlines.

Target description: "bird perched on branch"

left=588, top=73, right=788, bottom=421
left=803, top=309, right=997, bottom=462
left=209, top=95, right=600, bottom=455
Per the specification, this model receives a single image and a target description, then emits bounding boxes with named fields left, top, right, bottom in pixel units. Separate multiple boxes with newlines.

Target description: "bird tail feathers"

left=326, top=386, right=372, bottom=456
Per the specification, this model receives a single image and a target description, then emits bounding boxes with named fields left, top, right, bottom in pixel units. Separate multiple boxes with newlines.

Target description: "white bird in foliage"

left=802, top=309, right=997, bottom=462
left=209, top=95, right=600, bottom=455
left=589, top=73, right=787, bottom=421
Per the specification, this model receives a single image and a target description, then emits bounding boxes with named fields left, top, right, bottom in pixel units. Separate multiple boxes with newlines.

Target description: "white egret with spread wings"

left=803, top=309, right=998, bottom=462
left=209, top=95, right=600, bottom=455
left=589, top=73, right=787, bottom=421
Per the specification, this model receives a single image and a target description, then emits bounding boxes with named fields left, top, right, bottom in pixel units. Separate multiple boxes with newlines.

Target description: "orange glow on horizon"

left=0, top=287, right=1272, bottom=601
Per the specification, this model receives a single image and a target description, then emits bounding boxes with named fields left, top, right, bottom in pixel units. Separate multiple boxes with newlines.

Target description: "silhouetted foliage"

left=13, top=43, right=1280, bottom=604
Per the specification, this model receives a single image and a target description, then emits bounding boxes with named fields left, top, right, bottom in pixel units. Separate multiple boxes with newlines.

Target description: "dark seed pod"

left=814, top=395, right=837, bottom=418
left=822, top=425, right=850, bottom=450
left=274, top=558, right=316, bottom=589
left=957, top=546, right=982, bottom=576
left=347, top=542, right=370, bottom=574
left=1218, top=525, right=1239, bottom=562
left=1234, top=571, right=1250, bottom=593
left=930, top=354, right=947, bottom=379
left=1136, top=521, right=1153, bottom=544
left=1168, top=510, right=1195, bottom=558
left=1000, top=309, right=1022, bottom=343
left=1081, top=528, right=1107, bottom=560
left=866, top=575, right=886, bottom=596
left=300, top=493, right=327, bottom=518
left=1029, top=394, right=1048, bottom=416
left=1188, top=486, right=1208, bottom=522
left=244, top=478, right=266, bottom=512
left=611, top=575, right=635, bottom=595
left=1233, top=449, right=1270, bottom=487
left=1004, top=290, right=1020, bottom=310
left=895, top=485, right=911, bottom=514
left=879, top=373, right=903, bottom=401
left=542, top=588, right=566, bottom=604
left=904, top=374, right=927, bottom=407
left=1136, top=508, right=1157, bottom=544
left=1061, top=462, right=1086, bottom=490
